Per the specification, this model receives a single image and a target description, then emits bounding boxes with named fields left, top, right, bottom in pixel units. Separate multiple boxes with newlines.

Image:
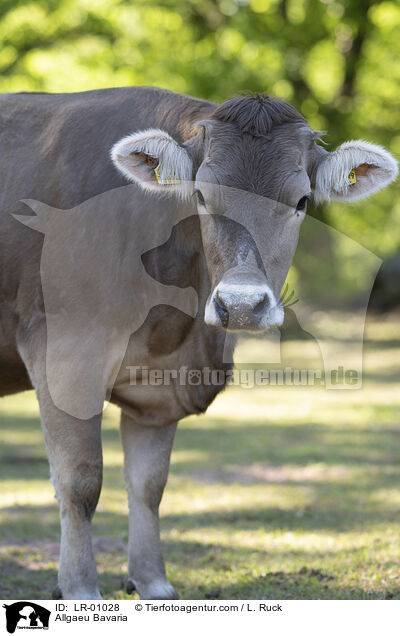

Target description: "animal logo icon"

left=2, top=602, right=50, bottom=633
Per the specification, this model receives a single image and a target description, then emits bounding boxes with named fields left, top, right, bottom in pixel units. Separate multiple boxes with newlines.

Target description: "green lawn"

left=1, top=311, right=400, bottom=600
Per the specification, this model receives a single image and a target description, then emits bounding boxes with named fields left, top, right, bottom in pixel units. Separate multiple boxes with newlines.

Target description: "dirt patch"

left=190, top=463, right=352, bottom=485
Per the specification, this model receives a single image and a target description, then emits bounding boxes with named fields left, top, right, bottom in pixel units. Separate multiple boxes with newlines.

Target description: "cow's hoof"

left=65, top=590, right=102, bottom=599
left=52, top=585, right=63, bottom=600
left=57, top=586, right=102, bottom=599
left=126, top=579, right=136, bottom=595
left=137, top=579, right=179, bottom=600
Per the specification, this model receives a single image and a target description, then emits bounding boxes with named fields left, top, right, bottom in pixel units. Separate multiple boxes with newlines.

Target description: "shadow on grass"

left=172, top=420, right=400, bottom=469
left=191, top=571, right=400, bottom=600
left=2, top=393, right=400, bottom=599
left=1, top=478, right=400, bottom=544
left=1, top=496, right=400, bottom=599
left=0, top=557, right=58, bottom=600
left=2, top=409, right=400, bottom=470
left=3, top=537, right=398, bottom=601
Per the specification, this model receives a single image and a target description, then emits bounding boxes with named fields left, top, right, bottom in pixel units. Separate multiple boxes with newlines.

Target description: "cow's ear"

left=314, top=140, right=398, bottom=204
left=111, top=128, right=193, bottom=198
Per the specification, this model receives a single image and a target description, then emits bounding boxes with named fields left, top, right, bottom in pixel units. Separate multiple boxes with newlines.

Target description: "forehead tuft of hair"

left=211, top=94, right=306, bottom=137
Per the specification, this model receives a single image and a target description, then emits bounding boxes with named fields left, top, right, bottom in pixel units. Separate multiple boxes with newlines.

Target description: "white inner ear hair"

left=315, top=140, right=398, bottom=203
left=110, top=128, right=193, bottom=199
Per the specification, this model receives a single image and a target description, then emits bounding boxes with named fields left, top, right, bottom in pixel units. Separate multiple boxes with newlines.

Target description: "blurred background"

left=1, top=0, right=400, bottom=600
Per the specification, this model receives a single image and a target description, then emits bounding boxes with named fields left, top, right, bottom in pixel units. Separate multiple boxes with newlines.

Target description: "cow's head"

left=111, top=95, right=397, bottom=332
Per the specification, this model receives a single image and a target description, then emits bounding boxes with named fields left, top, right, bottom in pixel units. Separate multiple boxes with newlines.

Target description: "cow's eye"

left=194, top=189, right=206, bottom=207
left=296, top=195, right=310, bottom=213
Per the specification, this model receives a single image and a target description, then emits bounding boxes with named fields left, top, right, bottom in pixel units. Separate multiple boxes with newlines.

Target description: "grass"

left=1, top=311, right=400, bottom=599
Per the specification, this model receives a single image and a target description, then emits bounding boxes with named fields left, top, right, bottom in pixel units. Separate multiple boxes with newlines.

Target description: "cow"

left=0, top=86, right=397, bottom=600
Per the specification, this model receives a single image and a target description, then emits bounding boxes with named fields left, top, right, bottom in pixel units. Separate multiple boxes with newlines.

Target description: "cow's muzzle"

left=204, top=280, right=284, bottom=331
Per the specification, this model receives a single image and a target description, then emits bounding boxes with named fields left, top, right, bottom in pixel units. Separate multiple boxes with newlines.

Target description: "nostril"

left=214, top=292, right=229, bottom=327
left=217, top=291, right=230, bottom=313
left=253, top=294, right=269, bottom=316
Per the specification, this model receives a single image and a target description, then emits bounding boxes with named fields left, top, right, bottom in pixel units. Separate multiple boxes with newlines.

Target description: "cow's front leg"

left=19, top=332, right=103, bottom=599
left=38, top=391, right=103, bottom=600
left=120, top=412, right=178, bottom=599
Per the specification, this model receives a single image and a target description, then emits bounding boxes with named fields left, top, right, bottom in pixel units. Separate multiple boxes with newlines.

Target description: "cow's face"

left=111, top=95, right=397, bottom=332
left=193, top=118, right=314, bottom=330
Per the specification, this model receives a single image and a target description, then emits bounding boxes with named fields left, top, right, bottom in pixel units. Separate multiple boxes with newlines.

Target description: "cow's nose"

left=214, top=287, right=270, bottom=329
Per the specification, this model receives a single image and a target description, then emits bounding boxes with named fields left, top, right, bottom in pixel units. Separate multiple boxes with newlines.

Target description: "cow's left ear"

left=110, top=128, right=193, bottom=198
left=314, top=140, right=398, bottom=204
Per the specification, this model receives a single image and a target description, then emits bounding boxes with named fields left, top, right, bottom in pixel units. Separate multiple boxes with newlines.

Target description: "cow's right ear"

left=110, top=128, right=193, bottom=198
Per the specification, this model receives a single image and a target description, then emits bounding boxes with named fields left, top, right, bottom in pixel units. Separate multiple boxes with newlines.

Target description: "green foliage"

left=0, top=0, right=399, bottom=300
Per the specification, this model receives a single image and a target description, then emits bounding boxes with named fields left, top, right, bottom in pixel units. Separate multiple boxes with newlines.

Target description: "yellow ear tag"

left=154, top=164, right=162, bottom=184
left=153, top=164, right=181, bottom=186
left=349, top=169, right=357, bottom=185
